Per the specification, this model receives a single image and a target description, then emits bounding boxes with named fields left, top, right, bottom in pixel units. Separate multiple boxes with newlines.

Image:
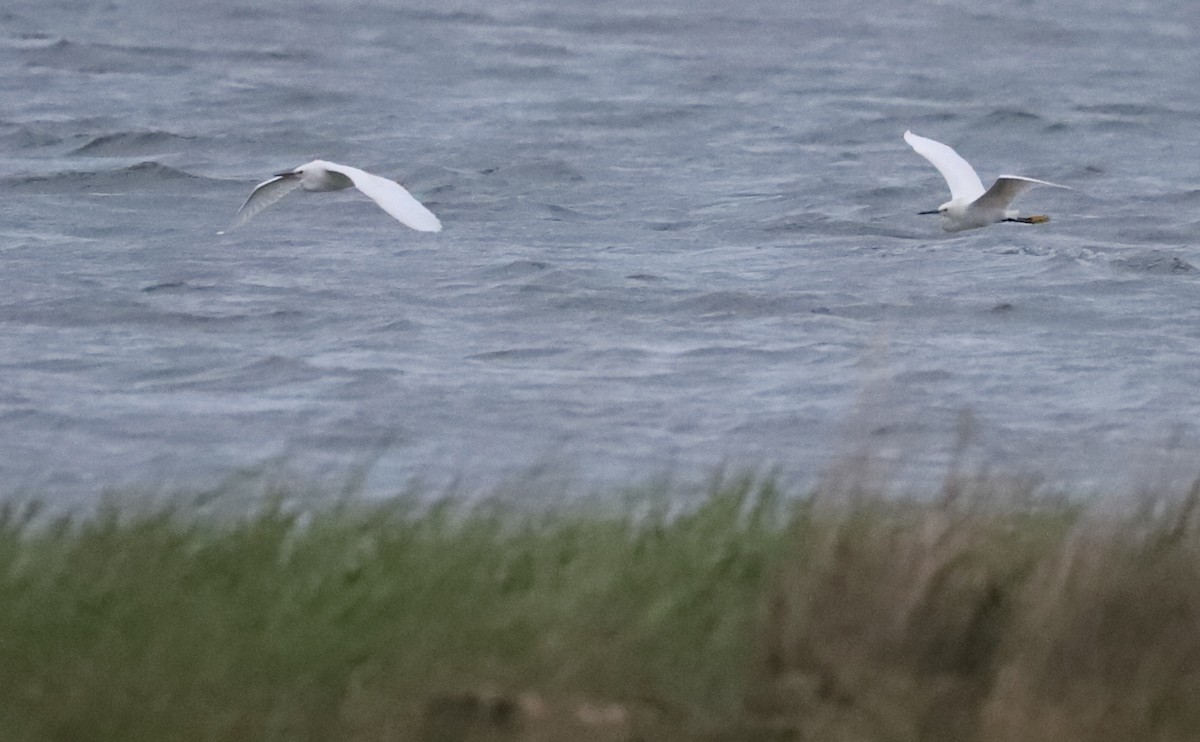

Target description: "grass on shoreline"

left=1, top=472, right=1199, bottom=741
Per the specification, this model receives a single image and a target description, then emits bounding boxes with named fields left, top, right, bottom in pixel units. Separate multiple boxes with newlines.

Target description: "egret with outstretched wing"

left=904, top=131, right=1065, bottom=232
left=231, top=160, right=441, bottom=232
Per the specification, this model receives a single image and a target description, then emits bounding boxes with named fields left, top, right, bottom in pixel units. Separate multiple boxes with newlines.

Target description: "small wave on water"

left=0, top=32, right=65, bottom=50
left=1109, top=250, right=1197, bottom=275
left=5, top=161, right=210, bottom=192
left=136, top=355, right=329, bottom=394
left=0, top=116, right=118, bottom=150
left=19, top=37, right=204, bottom=74
left=977, top=108, right=1049, bottom=127
left=668, top=291, right=820, bottom=320
left=69, top=131, right=196, bottom=157
left=467, top=347, right=571, bottom=362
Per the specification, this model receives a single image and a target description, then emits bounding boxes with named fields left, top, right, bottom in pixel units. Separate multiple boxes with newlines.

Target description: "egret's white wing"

left=231, top=174, right=302, bottom=228
left=973, top=175, right=1066, bottom=211
left=321, top=161, right=442, bottom=232
left=904, top=130, right=986, bottom=203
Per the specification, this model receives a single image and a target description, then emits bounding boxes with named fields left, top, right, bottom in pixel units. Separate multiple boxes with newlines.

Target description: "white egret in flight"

left=904, top=130, right=1065, bottom=232
left=232, top=160, right=441, bottom=232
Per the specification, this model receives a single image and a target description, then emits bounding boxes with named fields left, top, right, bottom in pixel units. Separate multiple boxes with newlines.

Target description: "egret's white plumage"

left=904, top=130, right=1065, bottom=232
left=231, top=160, right=442, bottom=232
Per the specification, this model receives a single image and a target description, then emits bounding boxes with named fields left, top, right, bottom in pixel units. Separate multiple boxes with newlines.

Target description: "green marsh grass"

left=1, top=472, right=1199, bottom=741
left=0, top=476, right=786, bottom=741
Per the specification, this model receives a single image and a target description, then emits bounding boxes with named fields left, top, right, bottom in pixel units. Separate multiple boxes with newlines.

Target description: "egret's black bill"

left=917, top=209, right=940, bottom=215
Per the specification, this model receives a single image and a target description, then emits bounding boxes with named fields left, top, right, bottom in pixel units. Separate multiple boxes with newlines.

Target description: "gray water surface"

left=4, top=0, right=1200, bottom=503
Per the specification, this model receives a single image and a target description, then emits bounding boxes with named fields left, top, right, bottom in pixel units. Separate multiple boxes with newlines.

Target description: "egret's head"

left=919, top=199, right=968, bottom=216
left=917, top=201, right=953, bottom=216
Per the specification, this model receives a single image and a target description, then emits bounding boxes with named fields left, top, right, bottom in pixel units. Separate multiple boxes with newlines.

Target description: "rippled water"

left=4, top=0, right=1200, bottom=503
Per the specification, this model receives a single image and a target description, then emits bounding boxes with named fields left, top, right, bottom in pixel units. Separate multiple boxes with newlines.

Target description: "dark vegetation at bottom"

left=1, top=471, right=1198, bottom=741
